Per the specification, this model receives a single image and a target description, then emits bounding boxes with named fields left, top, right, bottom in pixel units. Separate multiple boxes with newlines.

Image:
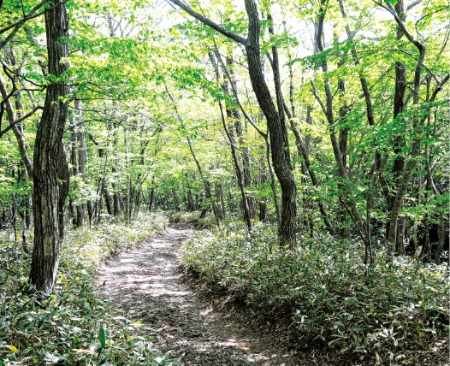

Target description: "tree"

left=167, top=0, right=297, bottom=247
left=29, top=0, right=70, bottom=294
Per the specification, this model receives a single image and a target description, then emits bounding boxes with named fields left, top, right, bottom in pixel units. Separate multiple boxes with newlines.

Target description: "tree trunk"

left=168, top=0, right=296, bottom=246
left=29, top=0, right=70, bottom=294
left=226, top=55, right=254, bottom=219
left=165, top=85, right=222, bottom=226
left=172, top=187, right=180, bottom=212
left=210, top=51, right=251, bottom=231
left=186, top=181, right=196, bottom=211
left=148, top=177, right=155, bottom=212
left=69, top=99, right=86, bottom=227
left=385, top=0, right=427, bottom=256
left=245, top=0, right=296, bottom=246
left=104, top=183, right=113, bottom=216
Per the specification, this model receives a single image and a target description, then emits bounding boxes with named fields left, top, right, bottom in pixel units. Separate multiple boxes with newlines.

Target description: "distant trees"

left=0, top=0, right=449, bottom=298
left=168, top=0, right=297, bottom=247
left=166, top=0, right=449, bottom=258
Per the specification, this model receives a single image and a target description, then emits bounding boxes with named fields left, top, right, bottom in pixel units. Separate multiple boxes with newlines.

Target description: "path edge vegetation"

left=180, top=222, right=449, bottom=366
left=0, top=213, right=181, bottom=365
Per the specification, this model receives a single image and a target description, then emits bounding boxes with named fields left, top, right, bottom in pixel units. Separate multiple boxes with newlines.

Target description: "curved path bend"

left=95, top=226, right=324, bottom=366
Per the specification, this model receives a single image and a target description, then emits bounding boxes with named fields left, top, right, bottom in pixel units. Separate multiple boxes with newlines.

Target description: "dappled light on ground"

left=95, top=226, right=311, bottom=365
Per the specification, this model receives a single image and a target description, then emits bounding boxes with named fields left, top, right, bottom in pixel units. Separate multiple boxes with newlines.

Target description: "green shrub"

left=0, top=213, right=179, bottom=365
left=180, top=223, right=449, bottom=364
left=167, top=210, right=215, bottom=228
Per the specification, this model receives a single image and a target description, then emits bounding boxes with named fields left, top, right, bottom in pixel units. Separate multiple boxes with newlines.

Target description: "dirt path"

left=95, top=226, right=312, bottom=366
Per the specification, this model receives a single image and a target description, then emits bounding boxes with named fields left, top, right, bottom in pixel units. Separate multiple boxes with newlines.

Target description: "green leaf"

left=98, top=325, right=106, bottom=349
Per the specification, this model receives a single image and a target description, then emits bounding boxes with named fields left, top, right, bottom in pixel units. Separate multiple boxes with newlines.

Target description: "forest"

left=0, top=0, right=449, bottom=365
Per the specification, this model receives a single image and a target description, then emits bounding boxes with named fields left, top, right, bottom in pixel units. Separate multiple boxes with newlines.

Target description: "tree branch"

left=0, top=106, right=43, bottom=138
left=213, top=46, right=267, bottom=138
left=166, top=0, right=247, bottom=45
left=406, top=0, right=423, bottom=11
left=429, top=73, right=450, bottom=103
left=310, top=80, right=328, bottom=117
left=0, top=0, right=47, bottom=50
left=374, top=0, right=424, bottom=49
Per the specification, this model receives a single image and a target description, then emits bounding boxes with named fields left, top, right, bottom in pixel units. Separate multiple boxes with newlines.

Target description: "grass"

left=0, top=212, right=180, bottom=365
left=180, top=222, right=449, bottom=365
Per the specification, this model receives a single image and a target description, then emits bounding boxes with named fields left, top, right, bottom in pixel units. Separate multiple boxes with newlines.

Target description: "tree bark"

left=244, top=1, right=296, bottom=246
left=29, top=0, right=70, bottom=294
left=381, top=0, right=428, bottom=256
left=312, top=0, right=369, bottom=246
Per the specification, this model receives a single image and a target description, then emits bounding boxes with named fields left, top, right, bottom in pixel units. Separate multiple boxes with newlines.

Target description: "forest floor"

left=94, top=224, right=337, bottom=366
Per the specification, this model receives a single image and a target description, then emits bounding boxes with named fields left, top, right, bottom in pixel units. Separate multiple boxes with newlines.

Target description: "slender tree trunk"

left=312, top=0, right=369, bottom=246
left=186, top=178, right=196, bottom=211
left=210, top=52, right=252, bottom=231
left=172, top=187, right=180, bottom=212
left=245, top=1, right=296, bottom=246
left=104, top=183, right=113, bottom=216
left=148, top=177, right=155, bottom=212
left=385, top=0, right=427, bottom=256
left=69, top=99, right=86, bottom=227
left=226, top=55, right=254, bottom=219
left=166, top=85, right=222, bottom=226
left=5, top=47, right=33, bottom=233
left=281, top=65, right=332, bottom=233
left=214, top=47, right=279, bottom=224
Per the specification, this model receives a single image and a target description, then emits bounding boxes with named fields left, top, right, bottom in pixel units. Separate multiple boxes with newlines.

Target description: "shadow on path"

left=95, top=226, right=320, bottom=366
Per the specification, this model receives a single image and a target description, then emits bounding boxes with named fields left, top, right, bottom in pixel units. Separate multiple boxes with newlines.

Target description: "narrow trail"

left=95, top=226, right=314, bottom=366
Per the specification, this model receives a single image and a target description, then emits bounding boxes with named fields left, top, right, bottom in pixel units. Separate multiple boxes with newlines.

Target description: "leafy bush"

left=0, top=213, right=179, bottom=365
left=167, top=210, right=215, bottom=228
left=180, top=223, right=449, bottom=365
left=166, top=211, right=200, bottom=224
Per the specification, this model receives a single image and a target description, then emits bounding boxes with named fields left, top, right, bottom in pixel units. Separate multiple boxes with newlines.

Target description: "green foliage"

left=0, top=213, right=179, bottom=365
left=181, top=225, right=449, bottom=364
left=167, top=210, right=216, bottom=228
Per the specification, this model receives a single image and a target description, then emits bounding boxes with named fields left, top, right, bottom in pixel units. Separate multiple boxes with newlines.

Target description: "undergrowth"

left=166, top=210, right=216, bottom=228
left=0, top=213, right=179, bottom=365
left=180, top=222, right=449, bottom=365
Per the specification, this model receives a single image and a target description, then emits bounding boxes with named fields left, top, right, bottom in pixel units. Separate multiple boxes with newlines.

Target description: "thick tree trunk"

left=29, top=0, right=70, bottom=294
